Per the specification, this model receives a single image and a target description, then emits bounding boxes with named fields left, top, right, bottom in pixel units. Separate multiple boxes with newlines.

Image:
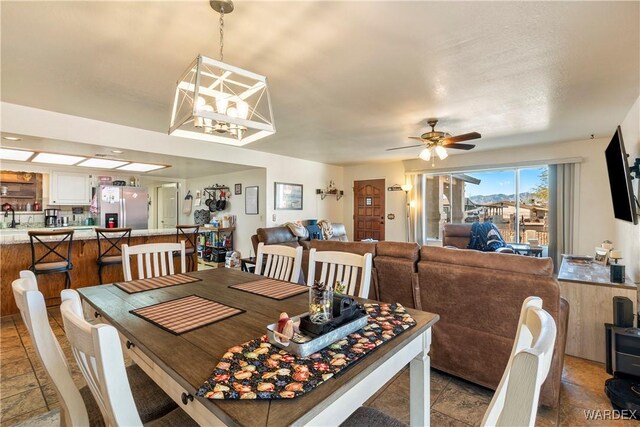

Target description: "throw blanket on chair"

left=468, top=222, right=509, bottom=252
left=317, top=219, right=334, bottom=240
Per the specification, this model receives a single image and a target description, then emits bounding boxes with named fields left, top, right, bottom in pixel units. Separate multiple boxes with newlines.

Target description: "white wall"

left=404, top=137, right=617, bottom=258
left=616, top=96, right=640, bottom=283
left=342, top=161, right=408, bottom=242
left=184, top=168, right=267, bottom=257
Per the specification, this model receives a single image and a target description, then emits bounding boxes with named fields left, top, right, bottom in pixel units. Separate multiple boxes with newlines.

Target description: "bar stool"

left=176, top=224, right=200, bottom=272
left=28, top=230, right=74, bottom=291
left=96, top=227, right=131, bottom=284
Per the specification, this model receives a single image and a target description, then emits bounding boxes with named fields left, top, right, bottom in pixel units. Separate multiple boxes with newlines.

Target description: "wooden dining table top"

left=78, top=268, right=440, bottom=427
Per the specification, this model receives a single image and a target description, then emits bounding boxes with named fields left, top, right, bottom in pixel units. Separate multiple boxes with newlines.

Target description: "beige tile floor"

left=0, top=308, right=633, bottom=426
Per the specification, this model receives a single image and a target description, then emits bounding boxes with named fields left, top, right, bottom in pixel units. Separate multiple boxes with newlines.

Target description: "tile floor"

left=0, top=308, right=633, bottom=426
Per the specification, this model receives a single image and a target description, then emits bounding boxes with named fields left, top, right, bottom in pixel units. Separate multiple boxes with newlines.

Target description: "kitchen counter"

left=0, top=226, right=176, bottom=245
left=1, top=227, right=191, bottom=316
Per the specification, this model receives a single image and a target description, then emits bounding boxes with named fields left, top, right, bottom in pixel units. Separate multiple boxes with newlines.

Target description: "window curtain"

left=548, top=163, right=579, bottom=272
left=408, top=174, right=426, bottom=244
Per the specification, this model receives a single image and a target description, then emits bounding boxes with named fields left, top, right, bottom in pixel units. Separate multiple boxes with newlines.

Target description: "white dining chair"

left=60, top=289, right=197, bottom=427
left=254, top=242, right=303, bottom=283
left=12, top=271, right=90, bottom=427
left=122, top=241, right=186, bottom=281
left=12, top=271, right=180, bottom=426
left=307, top=249, right=373, bottom=298
left=481, top=296, right=557, bottom=427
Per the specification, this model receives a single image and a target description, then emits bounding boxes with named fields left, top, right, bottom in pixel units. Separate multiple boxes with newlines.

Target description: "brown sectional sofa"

left=250, top=225, right=568, bottom=408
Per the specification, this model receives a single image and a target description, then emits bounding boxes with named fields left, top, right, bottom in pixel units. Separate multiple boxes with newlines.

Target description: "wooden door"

left=353, top=179, right=385, bottom=241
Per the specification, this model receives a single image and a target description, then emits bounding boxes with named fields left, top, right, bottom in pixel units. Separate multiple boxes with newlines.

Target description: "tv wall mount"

left=630, top=157, right=640, bottom=180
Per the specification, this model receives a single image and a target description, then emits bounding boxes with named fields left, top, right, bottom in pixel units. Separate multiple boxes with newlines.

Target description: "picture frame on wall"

left=274, top=182, right=303, bottom=210
left=245, top=186, right=259, bottom=215
left=234, top=183, right=242, bottom=195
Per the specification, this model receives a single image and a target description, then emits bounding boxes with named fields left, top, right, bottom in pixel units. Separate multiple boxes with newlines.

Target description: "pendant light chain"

left=219, top=9, right=225, bottom=62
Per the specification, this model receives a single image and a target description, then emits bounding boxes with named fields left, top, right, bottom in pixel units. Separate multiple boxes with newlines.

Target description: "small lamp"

left=609, top=250, right=625, bottom=283
left=609, top=250, right=623, bottom=264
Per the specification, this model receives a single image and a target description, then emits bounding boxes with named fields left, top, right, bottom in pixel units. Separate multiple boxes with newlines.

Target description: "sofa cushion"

left=257, top=226, right=300, bottom=247
left=374, top=242, right=419, bottom=308
left=329, top=223, right=348, bottom=241
left=420, top=245, right=553, bottom=276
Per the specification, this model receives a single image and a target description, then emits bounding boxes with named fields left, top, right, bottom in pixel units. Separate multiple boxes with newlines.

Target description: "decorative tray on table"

left=266, top=296, right=369, bottom=357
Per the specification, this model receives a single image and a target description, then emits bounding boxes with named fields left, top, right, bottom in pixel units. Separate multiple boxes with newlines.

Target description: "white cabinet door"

left=50, top=172, right=92, bottom=205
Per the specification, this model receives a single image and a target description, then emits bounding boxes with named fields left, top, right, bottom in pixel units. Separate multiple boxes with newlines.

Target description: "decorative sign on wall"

left=274, top=182, right=303, bottom=210
left=245, top=186, right=259, bottom=215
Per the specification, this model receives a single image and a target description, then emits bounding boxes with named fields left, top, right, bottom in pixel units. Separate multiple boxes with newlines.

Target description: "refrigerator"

left=98, top=185, right=149, bottom=230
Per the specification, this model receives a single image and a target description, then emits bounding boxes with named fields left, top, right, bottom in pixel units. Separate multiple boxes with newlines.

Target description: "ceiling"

left=1, top=1, right=638, bottom=166
left=0, top=133, right=257, bottom=179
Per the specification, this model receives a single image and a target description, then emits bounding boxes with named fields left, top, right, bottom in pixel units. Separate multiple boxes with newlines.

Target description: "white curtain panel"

left=408, top=174, right=426, bottom=244
left=548, top=163, right=579, bottom=272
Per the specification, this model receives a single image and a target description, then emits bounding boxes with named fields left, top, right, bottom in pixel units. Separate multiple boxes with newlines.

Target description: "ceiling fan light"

left=435, top=146, right=448, bottom=160
left=419, top=148, right=432, bottom=161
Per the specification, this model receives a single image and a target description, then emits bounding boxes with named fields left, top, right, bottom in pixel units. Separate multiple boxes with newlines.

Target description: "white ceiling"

left=1, top=1, right=638, bottom=166
left=0, top=133, right=257, bottom=179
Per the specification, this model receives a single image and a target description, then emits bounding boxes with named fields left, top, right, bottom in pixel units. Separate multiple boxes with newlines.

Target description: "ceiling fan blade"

left=442, top=132, right=481, bottom=144
left=386, top=144, right=424, bottom=152
left=446, top=143, right=476, bottom=150
left=408, top=136, right=424, bottom=141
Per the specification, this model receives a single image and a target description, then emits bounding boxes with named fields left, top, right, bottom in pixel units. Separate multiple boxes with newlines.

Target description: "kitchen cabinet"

left=49, top=171, right=91, bottom=205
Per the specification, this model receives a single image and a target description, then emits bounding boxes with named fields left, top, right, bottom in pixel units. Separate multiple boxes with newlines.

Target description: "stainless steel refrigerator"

left=98, top=185, right=149, bottom=229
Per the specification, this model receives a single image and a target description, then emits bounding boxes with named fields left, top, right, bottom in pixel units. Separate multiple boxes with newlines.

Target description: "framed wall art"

left=245, top=186, right=259, bottom=215
left=274, top=182, right=303, bottom=210
left=235, top=183, right=242, bottom=195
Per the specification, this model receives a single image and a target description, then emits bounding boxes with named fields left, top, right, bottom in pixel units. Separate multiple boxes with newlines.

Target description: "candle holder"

left=309, top=281, right=333, bottom=324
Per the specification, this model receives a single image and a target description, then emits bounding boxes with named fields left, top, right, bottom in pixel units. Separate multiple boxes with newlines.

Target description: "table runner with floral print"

left=196, top=303, right=416, bottom=400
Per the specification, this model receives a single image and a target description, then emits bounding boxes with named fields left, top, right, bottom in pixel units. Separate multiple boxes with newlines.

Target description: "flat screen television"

left=604, top=125, right=638, bottom=224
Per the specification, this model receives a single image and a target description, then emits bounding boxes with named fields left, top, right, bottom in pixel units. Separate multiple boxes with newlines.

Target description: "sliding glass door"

left=417, top=166, right=549, bottom=251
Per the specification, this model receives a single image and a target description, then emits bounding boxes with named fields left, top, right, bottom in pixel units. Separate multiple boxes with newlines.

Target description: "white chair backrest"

left=254, top=243, right=303, bottom=283
left=122, top=241, right=186, bottom=281
left=307, top=249, right=373, bottom=298
left=482, top=296, right=557, bottom=427
left=60, top=289, right=142, bottom=427
left=11, top=271, right=89, bottom=427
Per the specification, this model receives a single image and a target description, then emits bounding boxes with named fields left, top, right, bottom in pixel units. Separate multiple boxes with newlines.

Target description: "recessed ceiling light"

left=77, top=158, right=129, bottom=169
left=31, top=152, right=86, bottom=165
left=0, top=148, right=34, bottom=161
left=111, top=149, right=124, bottom=154
left=117, top=162, right=166, bottom=172
left=2, top=136, right=22, bottom=141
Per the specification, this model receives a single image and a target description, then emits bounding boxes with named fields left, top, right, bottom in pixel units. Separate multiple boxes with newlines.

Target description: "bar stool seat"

left=98, top=255, right=124, bottom=264
left=96, top=227, right=131, bottom=284
left=33, top=261, right=69, bottom=271
left=28, top=230, right=74, bottom=294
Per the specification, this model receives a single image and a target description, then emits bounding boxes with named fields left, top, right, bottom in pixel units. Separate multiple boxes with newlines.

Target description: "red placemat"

left=229, top=278, right=308, bottom=300
left=196, top=303, right=416, bottom=400
left=131, top=295, right=243, bottom=334
left=115, top=274, right=201, bottom=294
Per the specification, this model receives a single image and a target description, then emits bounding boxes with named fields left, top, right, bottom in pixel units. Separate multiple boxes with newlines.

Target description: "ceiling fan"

left=387, top=119, right=481, bottom=165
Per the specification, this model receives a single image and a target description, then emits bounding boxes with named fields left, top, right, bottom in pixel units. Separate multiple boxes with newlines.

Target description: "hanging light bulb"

left=194, top=97, right=207, bottom=128
left=435, top=145, right=448, bottom=160
left=419, top=147, right=432, bottom=161
left=216, top=97, right=229, bottom=114
left=202, top=104, right=214, bottom=132
left=236, top=100, right=250, bottom=120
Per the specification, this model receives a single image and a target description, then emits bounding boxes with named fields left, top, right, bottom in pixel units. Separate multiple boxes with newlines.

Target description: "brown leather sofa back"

left=373, top=242, right=420, bottom=309
left=442, top=223, right=472, bottom=248
left=417, top=246, right=565, bottom=407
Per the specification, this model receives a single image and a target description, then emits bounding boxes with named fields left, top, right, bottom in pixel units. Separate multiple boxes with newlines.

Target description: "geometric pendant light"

left=168, top=1, right=275, bottom=146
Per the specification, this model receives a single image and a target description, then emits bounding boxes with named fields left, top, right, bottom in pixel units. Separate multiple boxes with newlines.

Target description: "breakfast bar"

left=0, top=227, right=184, bottom=316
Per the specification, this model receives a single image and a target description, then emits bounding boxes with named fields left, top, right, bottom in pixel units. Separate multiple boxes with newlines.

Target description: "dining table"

left=78, top=267, right=439, bottom=427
